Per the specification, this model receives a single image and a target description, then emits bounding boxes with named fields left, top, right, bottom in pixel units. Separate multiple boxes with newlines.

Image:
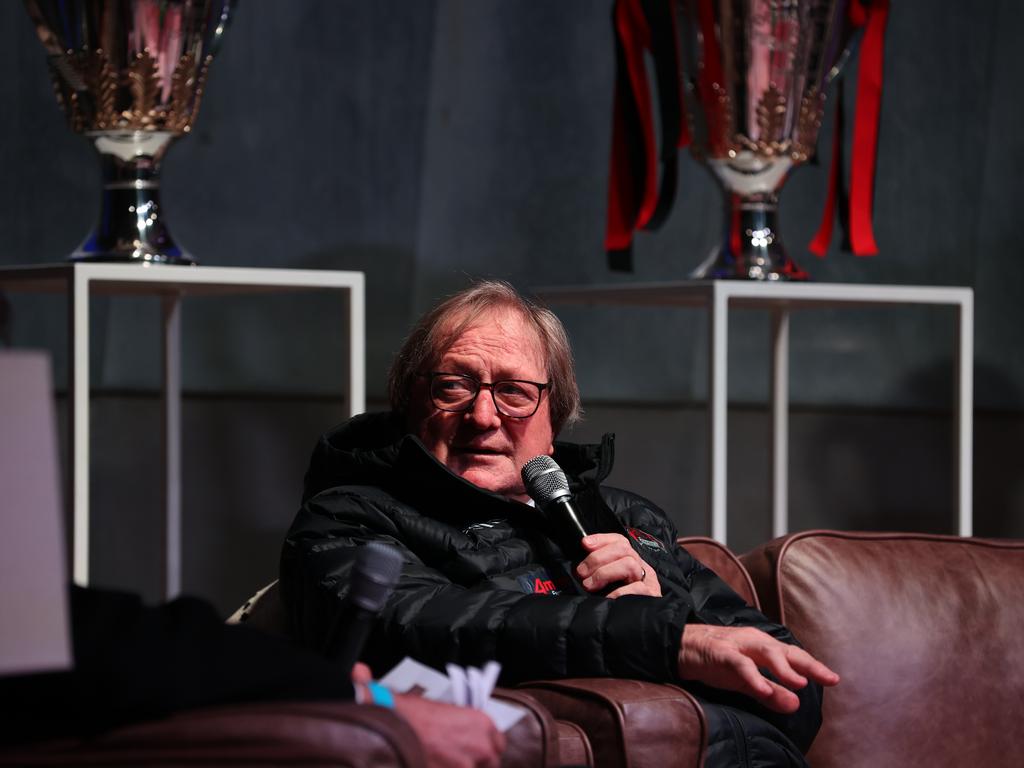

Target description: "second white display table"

left=535, top=280, right=974, bottom=545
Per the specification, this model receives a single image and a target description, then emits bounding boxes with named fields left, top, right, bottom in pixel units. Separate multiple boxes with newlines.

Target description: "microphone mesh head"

left=349, top=541, right=404, bottom=612
left=521, top=455, right=571, bottom=505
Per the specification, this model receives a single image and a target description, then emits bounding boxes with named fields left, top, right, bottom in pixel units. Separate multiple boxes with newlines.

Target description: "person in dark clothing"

left=280, top=279, right=839, bottom=768
left=0, top=585, right=353, bottom=745
left=0, top=586, right=504, bottom=768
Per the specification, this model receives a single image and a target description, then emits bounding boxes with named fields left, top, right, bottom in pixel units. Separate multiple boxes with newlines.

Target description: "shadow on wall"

left=791, top=359, right=1024, bottom=539
left=299, top=244, right=416, bottom=400
left=970, top=360, right=1024, bottom=538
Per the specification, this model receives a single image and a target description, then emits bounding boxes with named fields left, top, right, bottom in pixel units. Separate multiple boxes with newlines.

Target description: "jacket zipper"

left=724, top=708, right=751, bottom=767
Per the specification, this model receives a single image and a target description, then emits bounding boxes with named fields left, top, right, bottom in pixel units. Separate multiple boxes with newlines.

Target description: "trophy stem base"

left=690, top=194, right=808, bottom=282
left=72, top=132, right=197, bottom=267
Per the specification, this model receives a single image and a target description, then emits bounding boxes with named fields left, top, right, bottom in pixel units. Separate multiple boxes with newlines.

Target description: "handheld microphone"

left=521, top=455, right=589, bottom=540
left=327, top=541, right=404, bottom=673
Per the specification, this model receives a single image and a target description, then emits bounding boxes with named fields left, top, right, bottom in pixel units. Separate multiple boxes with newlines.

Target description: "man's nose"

left=465, top=389, right=501, bottom=427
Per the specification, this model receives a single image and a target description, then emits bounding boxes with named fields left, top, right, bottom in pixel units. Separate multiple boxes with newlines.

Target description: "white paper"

left=484, top=696, right=528, bottom=732
left=446, top=663, right=469, bottom=707
left=377, top=657, right=527, bottom=732
left=480, top=660, right=501, bottom=701
left=467, top=665, right=484, bottom=709
left=379, top=656, right=452, bottom=701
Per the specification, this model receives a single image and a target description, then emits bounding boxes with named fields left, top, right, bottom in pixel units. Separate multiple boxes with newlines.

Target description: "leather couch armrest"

left=495, top=687, right=590, bottom=768
left=517, top=678, right=706, bottom=768
left=0, top=700, right=426, bottom=767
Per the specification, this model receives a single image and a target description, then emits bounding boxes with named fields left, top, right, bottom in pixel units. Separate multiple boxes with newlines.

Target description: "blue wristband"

left=366, top=681, right=395, bottom=709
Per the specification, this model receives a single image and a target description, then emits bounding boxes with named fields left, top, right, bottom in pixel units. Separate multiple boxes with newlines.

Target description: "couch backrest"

left=741, top=530, right=1024, bottom=768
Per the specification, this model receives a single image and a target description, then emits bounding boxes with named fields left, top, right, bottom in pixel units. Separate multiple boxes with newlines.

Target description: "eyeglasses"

left=425, top=372, right=549, bottom=419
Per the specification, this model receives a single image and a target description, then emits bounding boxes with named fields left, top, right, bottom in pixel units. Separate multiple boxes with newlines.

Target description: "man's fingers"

left=580, top=533, right=627, bottom=551
left=474, top=721, right=503, bottom=768
left=490, top=727, right=507, bottom=759
left=606, top=581, right=647, bottom=599
left=581, top=557, right=643, bottom=591
left=730, top=655, right=803, bottom=713
left=785, top=645, right=841, bottom=686
left=577, top=535, right=636, bottom=577
left=350, top=662, right=373, bottom=685
left=760, top=679, right=802, bottom=714
left=758, top=646, right=808, bottom=690
left=747, top=634, right=839, bottom=691
left=731, top=654, right=775, bottom=699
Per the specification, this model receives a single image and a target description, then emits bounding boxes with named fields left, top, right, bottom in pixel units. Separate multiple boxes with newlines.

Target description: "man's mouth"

left=454, top=446, right=505, bottom=456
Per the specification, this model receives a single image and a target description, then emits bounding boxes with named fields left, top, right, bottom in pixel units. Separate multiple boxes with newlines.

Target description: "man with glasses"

left=280, top=280, right=837, bottom=767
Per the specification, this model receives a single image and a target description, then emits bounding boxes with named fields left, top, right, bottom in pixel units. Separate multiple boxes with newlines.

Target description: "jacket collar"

left=303, top=411, right=616, bottom=524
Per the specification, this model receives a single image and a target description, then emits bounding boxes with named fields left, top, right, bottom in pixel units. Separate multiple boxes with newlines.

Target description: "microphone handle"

left=326, top=602, right=377, bottom=672
left=548, top=496, right=630, bottom=597
left=552, top=497, right=589, bottom=540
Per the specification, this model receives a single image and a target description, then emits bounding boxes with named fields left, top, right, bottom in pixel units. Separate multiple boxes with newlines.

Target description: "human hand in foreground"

left=351, top=663, right=505, bottom=768
left=351, top=662, right=373, bottom=686
left=576, top=534, right=662, bottom=598
left=678, top=624, right=840, bottom=714
left=394, top=694, right=506, bottom=768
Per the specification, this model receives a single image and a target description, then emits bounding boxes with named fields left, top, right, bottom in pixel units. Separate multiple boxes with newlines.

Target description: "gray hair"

left=388, top=279, right=582, bottom=434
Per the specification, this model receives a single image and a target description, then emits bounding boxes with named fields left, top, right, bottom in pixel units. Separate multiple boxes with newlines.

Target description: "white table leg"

left=955, top=296, right=974, bottom=537
left=70, top=272, right=90, bottom=586
left=709, top=287, right=728, bottom=544
left=348, top=279, right=366, bottom=417
left=771, top=308, right=790, bottom=539
left=162, top=294, right=182, bottom=598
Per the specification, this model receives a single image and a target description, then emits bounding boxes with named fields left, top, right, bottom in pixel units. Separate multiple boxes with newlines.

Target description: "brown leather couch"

left=740, top=530, right=1024, bottom=768
left=523, top=531, right=1024, bottom=768
left=0, top=664, right=583, bottom=768
left=0, top=701, right=427, bottom=767
left=11, top=530, right=1018, bottom=767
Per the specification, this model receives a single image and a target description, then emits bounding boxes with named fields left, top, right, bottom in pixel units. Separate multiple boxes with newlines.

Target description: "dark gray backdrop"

left=2, top=1, right=1022, bottom=613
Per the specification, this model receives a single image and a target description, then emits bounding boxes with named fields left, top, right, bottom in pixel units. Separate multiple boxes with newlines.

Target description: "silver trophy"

left=23, top=0, right=236, bottom=264
left=677, top=0, right=847, bottom=280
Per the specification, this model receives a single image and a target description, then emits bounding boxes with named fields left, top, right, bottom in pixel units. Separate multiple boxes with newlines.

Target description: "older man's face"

left=408, top=308, right=555, bottom=501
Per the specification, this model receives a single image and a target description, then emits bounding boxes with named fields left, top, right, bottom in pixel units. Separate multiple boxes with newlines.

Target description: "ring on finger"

left=639, top=567, right=647, bottom=582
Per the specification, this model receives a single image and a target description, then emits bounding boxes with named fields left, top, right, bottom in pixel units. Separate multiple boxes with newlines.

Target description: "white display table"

left=0, top=263, right=365, bottom=597
left=534, top=281, right=974, bottom=545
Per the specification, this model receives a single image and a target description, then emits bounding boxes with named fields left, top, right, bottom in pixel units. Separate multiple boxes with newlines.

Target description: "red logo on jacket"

left=627, top=527, right=667, bottom=553
left=532, top=578, right=557, bottom=594
left=517, top=570, right=562, bottom=595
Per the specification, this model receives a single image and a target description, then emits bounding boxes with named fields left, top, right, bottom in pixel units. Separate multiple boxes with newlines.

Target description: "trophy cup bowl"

left=23, top=0, right=236, bottom=265
left=677, top=0, right=846, bottom=280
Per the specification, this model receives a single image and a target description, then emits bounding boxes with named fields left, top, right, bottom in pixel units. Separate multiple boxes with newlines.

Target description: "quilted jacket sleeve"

left=280, top=487, right=693, bottom=685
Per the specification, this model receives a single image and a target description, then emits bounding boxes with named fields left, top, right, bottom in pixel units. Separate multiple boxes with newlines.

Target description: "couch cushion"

left=741, top=530, right=1024, bottom=768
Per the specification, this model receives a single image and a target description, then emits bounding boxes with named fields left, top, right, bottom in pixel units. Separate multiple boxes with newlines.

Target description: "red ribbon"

left=604, top=0, right=657, bottom=252
left=808, top=91, right=842, bottom=257
left=808, top=0, right=889, bottom=257
left=849, top=0, right=888, bottom=256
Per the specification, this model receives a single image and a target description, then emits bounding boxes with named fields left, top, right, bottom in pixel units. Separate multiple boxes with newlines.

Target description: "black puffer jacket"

left=280, top=412, right=822, bottom=755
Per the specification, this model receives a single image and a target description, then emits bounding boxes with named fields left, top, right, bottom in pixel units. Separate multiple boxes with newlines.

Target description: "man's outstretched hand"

left=678, top=624, right=840, bottom=714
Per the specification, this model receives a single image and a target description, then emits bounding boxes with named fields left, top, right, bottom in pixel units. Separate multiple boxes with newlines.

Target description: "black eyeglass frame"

left=423, top=371, right=550, bottom=419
